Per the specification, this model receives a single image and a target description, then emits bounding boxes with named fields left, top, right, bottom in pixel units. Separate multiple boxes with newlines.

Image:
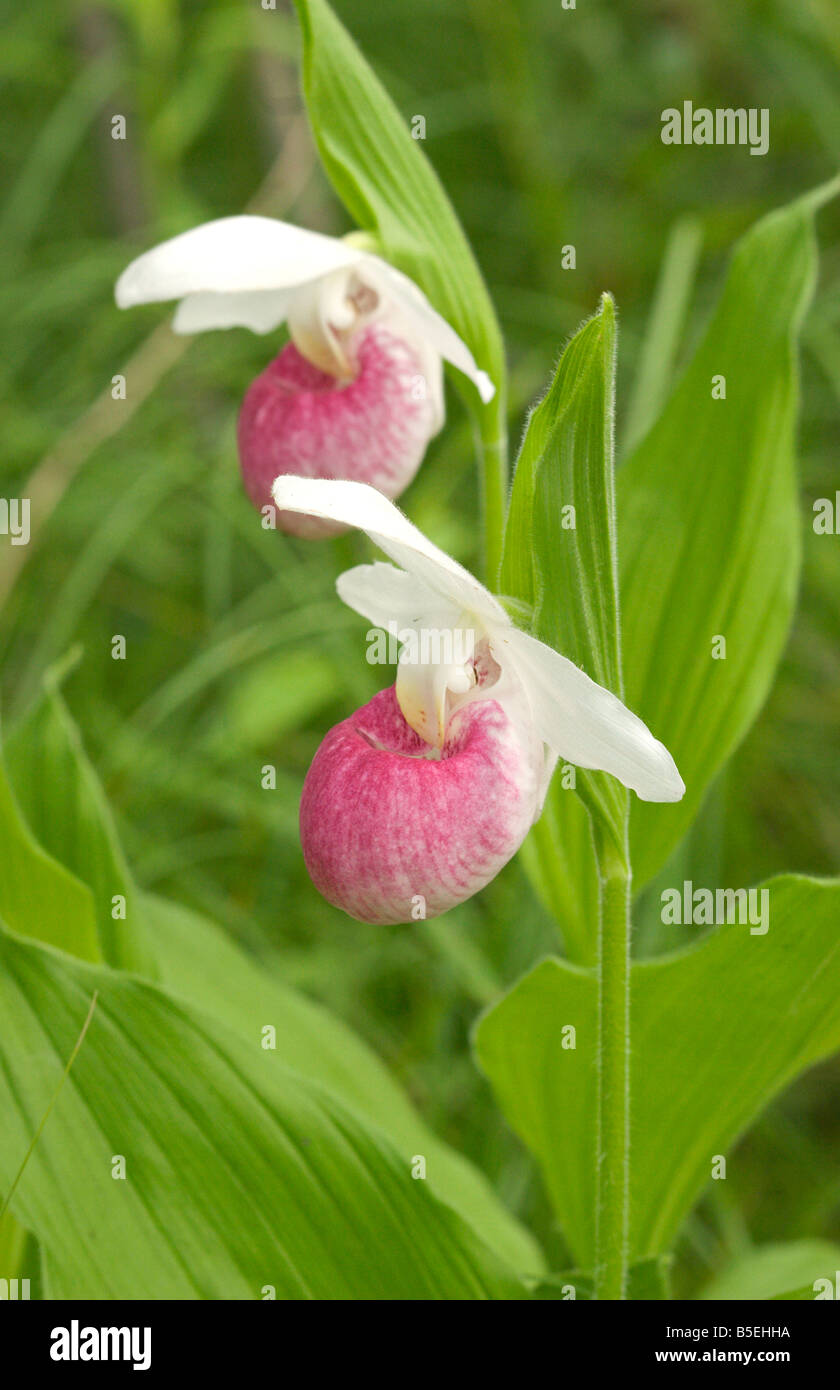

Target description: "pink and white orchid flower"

left=271, top=475, right=685, bottom=925
left=115, top=216, right=493, bottom=536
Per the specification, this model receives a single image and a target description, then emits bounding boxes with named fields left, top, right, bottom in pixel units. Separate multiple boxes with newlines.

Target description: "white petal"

left=359, top=258, right=496, bottom=403
left=172, top=288, right=294, bottom=335
left=273, top=477, right=506, bottom=625
left=115, top=216, right=365, bottom=308
left=337, top=562, right=460, bottom=631
left=500, top=626, right=685, bottom=803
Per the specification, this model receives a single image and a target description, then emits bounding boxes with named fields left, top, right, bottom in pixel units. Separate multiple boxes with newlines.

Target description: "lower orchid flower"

left=271, top=475, right=685, bottom=926
left=115, top=217, right=493, bottom=536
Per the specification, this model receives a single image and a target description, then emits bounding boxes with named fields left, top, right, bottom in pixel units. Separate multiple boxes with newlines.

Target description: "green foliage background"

left=1, top=0, right=839, bottom=1295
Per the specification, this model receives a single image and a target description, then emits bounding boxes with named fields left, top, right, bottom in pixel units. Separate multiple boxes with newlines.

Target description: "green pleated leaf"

left=619, top=179, right=840, bottom=888
left=500, top=297, right=625, bottom=951
left=1, top=683, right=542, bottom=1279
left=475, top=955, right=594, bottom=1266
left=0, top=742, right=100, bottom=964
left=699, top=1241, right=840, bottom=1301
left=143, top=892, right=545, bottom=1277
left=502, top=295, right=621, bottom=698
left=0, top=710, right=104, bottom=1288
left=293, top=0, right=505, bottom=410
left=475, top=875, right=840, bottom=1267
left=518, top=794, right=599, bottom=967
left=0, top=923, right=527, bottom=1300
left=6, top=680, right=153, bottom=974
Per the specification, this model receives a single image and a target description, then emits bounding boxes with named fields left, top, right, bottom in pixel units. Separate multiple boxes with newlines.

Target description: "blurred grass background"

left=1, top=0, right=839, bottom=1292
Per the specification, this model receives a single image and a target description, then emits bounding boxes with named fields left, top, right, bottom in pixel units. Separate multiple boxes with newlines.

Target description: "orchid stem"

left=593, top=827, right=632, bottom=1300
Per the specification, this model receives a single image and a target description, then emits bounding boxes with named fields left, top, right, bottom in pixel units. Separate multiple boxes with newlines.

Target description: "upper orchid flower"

left=115, top=216, right=493, bottom=536
left=271, top=475, right=685, bottom=926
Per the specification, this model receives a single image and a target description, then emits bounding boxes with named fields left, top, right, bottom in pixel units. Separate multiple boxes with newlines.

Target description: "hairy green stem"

left=594, top=834, right=632, bottom=1299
